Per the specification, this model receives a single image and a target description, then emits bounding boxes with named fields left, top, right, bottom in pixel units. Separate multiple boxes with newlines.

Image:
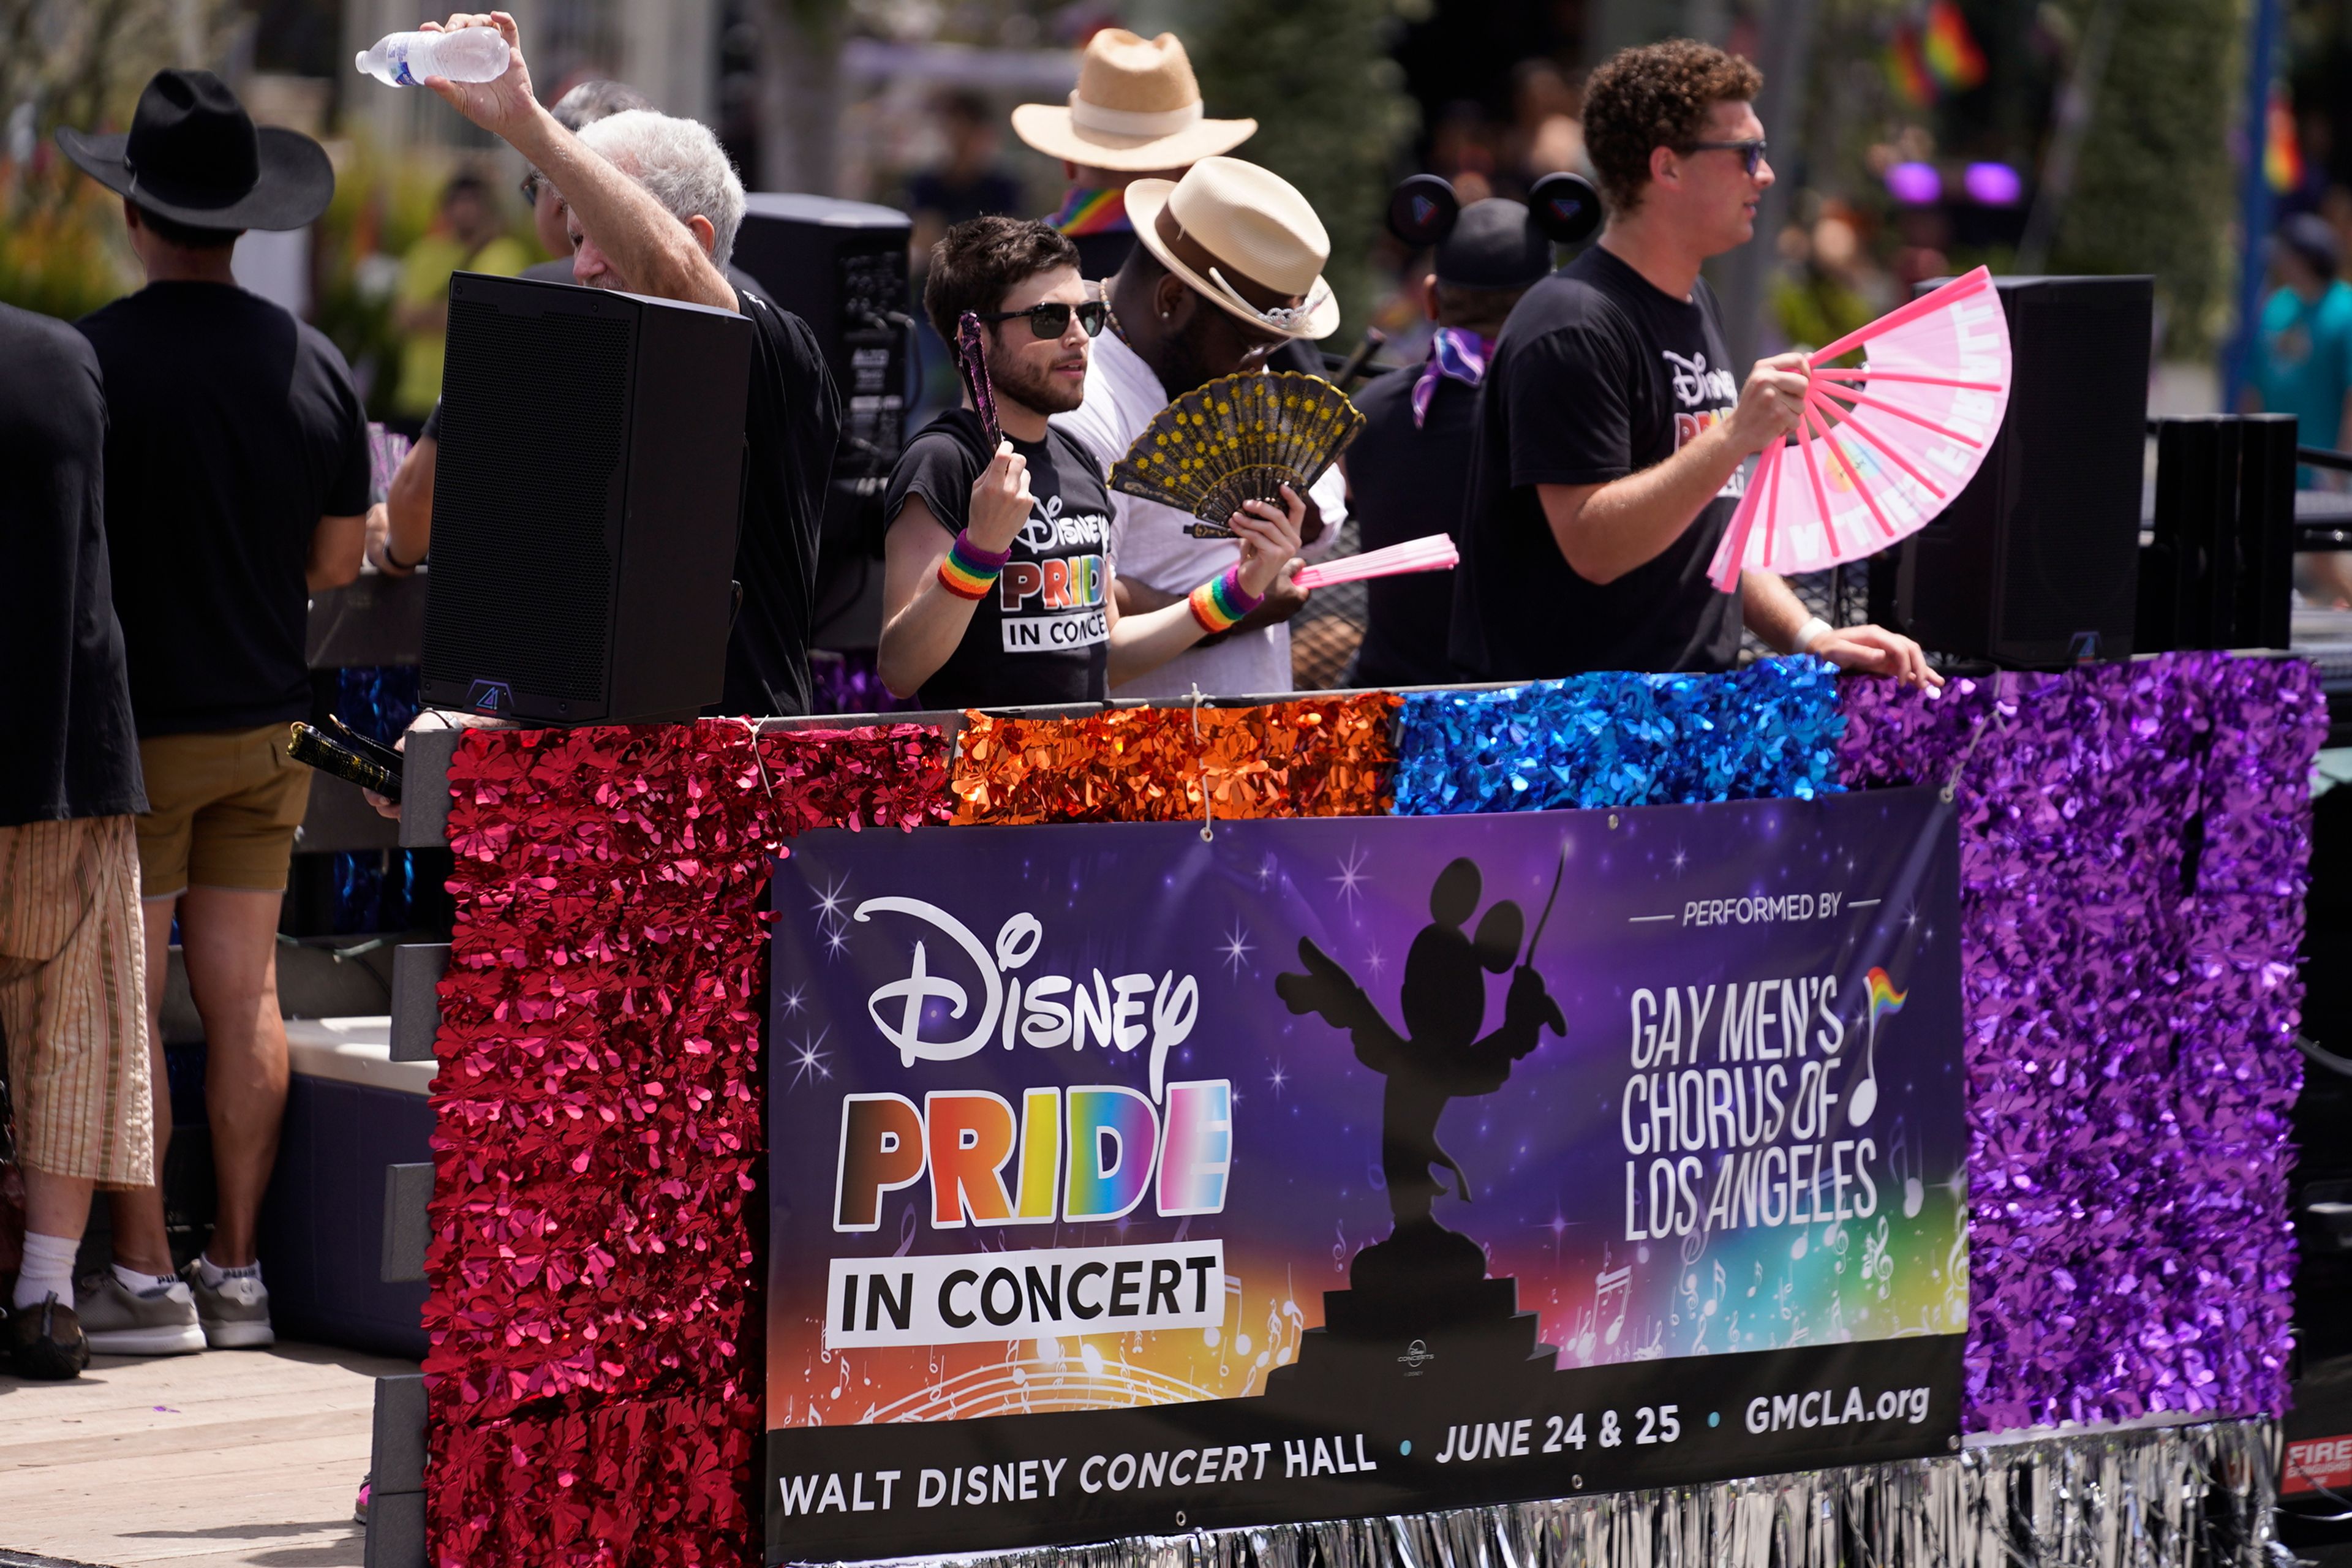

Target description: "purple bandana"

left=1411, top=327, right=1493, bottom=429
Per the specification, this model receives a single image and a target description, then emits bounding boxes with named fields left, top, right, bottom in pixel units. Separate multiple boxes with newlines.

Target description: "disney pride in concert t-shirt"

left=883, top=407, right=1114, bottom=709
left=1451, top=244, right=1746, bottom=680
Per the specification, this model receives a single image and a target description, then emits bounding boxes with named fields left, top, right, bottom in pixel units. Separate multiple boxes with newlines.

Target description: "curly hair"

left=1582, top=40, right=1763, bottom=214
left=922, top=216, right=1083, bottom=344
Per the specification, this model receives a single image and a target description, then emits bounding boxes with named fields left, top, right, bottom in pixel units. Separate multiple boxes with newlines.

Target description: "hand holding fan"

left=1706, top=266, right=2011, bottom=592
left=954, top=311, right=1001, bottom=451
left=1111, top=371, right=1366, bottom=538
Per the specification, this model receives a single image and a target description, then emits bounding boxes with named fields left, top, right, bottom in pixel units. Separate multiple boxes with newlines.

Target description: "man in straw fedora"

left=1012, top=29, right=1256, bottom=282
left=1054, top=156, right=1349, bottom=701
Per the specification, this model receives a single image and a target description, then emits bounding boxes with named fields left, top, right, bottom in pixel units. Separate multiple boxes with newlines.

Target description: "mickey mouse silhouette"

left=1276, top=857, right=1567, bottom=1229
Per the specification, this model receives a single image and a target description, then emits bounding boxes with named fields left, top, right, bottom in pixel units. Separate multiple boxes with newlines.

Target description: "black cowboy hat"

left=58, top=69, right=333, bottom=233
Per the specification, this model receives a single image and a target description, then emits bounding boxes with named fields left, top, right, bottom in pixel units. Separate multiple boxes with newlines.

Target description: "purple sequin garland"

left=956, top=311, right=1001, bottom=451
left=1841, top=653, right=2320, bottom=1430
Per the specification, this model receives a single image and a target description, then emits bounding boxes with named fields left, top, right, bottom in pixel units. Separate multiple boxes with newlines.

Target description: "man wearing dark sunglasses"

left=877, top=217, right=1303, bottom=706
left=1452, top=40, right=1937, bottom=690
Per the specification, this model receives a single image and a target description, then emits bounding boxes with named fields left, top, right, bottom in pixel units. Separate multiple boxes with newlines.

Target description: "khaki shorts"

left=135, top=724, right=314, bottom=899
left=0, top=816, right=154, bottom=1186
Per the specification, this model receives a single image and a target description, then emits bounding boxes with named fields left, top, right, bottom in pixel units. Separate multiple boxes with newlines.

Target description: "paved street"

left=0, top=1343, right=415, bottom=1568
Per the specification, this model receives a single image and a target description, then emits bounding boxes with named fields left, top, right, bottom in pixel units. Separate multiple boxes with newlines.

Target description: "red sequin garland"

left=423, top=721, right=950, bottom=1567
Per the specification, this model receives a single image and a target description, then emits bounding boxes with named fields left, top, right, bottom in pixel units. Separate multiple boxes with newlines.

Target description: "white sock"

left=13, top=1231, right=78, bottom=1312
left=196, top=1254, right=262, bottom=1289
left=113, top=1262, right=179, bottom=1296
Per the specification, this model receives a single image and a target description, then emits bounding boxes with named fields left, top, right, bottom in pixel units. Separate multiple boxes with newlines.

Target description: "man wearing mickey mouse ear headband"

left=1349, top=173, right=1599, bottom=687
left=1449, top=40, right=1936, bottom=688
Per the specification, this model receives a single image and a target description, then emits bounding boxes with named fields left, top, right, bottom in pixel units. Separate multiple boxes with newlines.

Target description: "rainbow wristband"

left=938, top=530, right=1012, bottom=600
left=1188, top=566, right=1264, bottom=635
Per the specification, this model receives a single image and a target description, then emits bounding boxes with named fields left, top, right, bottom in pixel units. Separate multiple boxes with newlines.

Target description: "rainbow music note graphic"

left=1847, top=967, right=1907, bottom=1127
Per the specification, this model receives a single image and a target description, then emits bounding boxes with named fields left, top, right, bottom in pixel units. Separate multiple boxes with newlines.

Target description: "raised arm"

left=420, top=12, right=736, bottom=312
left=1541, top=352, right=1807, bottom=584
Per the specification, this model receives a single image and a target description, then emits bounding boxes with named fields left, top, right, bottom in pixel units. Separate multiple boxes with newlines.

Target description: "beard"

left=1152, top=331, right=1219, bottom=399
left=989, top=347, right=1087, bottom=418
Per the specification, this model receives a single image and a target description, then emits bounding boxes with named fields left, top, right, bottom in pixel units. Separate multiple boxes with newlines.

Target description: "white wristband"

left=1793, top=616, right=1833, bottom=654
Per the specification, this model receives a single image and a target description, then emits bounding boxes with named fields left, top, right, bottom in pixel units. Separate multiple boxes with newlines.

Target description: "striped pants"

left=0, top=816, right=154, bottom=1186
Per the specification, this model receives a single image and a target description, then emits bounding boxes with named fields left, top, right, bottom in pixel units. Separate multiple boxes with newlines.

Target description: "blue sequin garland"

left=1389, top=658, right=1846, bottom=815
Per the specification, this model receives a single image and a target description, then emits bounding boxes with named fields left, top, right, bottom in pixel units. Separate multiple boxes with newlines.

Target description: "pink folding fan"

left=1708, top=266, right=2012, bottom=592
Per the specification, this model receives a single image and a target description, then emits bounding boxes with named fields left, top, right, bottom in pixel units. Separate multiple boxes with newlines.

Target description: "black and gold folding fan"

left=1110, top=371, right=1366, bottom=538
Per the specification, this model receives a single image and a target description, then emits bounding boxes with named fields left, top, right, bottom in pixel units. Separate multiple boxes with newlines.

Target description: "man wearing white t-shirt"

left=1054, top=157, right=1346, bottom=699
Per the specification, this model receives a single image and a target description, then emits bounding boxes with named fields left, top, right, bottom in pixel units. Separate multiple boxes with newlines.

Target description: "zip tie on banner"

left=1940, top=696, right=2009, bottom=805
left=1191, top=683, right=1215, bottom=843
left=728, top=717, right=788, bottom=851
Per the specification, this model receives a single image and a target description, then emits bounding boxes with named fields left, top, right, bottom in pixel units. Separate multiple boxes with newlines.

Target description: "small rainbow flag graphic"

left=1921, top=0, right=1987, bottom=92
left=2266, top=86, right=2304, bottom=195
left=1865, top=967, right=1910, bottom=1027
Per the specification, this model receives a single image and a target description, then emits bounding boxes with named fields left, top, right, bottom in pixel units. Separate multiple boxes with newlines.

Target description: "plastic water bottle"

left=353, top=28, right=509, bottom=87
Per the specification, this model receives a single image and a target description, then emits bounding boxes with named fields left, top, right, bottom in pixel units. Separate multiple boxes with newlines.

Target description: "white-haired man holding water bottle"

left=386, top=12, right=842, bottom=718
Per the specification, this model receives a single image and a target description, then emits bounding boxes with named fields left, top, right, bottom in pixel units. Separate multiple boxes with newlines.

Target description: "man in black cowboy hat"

left=59, top=67, right=371, bottom=1358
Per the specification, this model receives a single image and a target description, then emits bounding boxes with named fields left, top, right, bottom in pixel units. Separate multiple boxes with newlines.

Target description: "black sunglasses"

left=972, top=300, right=1110, bottom=339
left=1683, top=137, right=1768, bottom=177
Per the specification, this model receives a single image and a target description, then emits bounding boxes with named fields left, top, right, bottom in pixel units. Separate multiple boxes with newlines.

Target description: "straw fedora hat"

left=1011, top=30, right=1256, bottom=172
left=1124, top=157, right=1340, bottom=341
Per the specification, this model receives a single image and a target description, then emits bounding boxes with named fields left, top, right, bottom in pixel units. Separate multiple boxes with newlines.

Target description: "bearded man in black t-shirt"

left=1451, top=40, right=1937, bottom=687
left=421, top=13, right=840, bottom=717
left=875, top=217, right=1303, bottom=709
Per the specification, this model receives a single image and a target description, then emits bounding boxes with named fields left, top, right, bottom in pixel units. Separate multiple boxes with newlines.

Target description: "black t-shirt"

left=0, top=303, right=145, bottom=826
left=1347, top=363, right=1478, bottom=687
left=78, top=282, right=371, bottom=737
left=1451, top=245, right=1744, bottom=680
left=883, top=409, right=1112, bottom=709
left=718, top=284, right=842, bottom=718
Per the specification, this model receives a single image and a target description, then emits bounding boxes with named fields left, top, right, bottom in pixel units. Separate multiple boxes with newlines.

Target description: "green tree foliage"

left=1188, top=0, right=1423, bottom=343
left=2049, top=0, right=2241, bottom=356
left=0, top=0, right=239, bottom=320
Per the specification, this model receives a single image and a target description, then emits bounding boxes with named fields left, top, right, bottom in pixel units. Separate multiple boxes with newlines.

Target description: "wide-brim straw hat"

left=1011, top=29, right=1256, bottom=173
left=58, top=68, right=332, bottom=232
left=1124, top=157, right=1341, bottom=341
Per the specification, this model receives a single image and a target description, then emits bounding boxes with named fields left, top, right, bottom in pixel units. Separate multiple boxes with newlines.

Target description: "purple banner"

left=767, top=789, right=1966, bottom=1560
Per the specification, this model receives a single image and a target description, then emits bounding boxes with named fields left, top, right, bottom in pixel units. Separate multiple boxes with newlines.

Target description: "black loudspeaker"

left=1869, top=275, right=2153, bottom=667
left=731, top=194, right=915, bottom=650
left=421, top=272, right=753, bottom=724
left=2139, top=415, right=2297, bottom=652
left=732, top=194, right=913, bottom=508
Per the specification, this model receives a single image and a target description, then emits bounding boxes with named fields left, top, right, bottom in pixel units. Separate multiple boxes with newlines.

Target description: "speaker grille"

left=422, top=296, right=633, bottom=703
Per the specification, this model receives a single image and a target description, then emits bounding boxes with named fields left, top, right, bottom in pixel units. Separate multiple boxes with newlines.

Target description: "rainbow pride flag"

left=1921, top=0, right=1986, bottom=92
left=1887, top=28, right=1934, bottom=107
left=2267, top=86, right=2305, bottom=195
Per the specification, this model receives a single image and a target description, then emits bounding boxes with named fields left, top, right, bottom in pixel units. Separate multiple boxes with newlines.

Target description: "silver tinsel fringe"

left=847, top=1418, right=2279, bottom=1568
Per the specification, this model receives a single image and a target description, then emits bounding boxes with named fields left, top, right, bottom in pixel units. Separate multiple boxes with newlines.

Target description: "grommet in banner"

left=1570, top=1474, right=1583, bottom=1490
left=1947, top=1436, right=1960, bottom=1450
left=1175, top=1511, right=1188, bottom=1527
left=1607, top=813, right=1619, bottom=829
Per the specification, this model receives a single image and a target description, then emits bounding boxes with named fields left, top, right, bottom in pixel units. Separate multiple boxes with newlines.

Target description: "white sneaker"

left=76, top=1271, right=206, bottom=1356
left=187, top=1264, right=274, bottom=1349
